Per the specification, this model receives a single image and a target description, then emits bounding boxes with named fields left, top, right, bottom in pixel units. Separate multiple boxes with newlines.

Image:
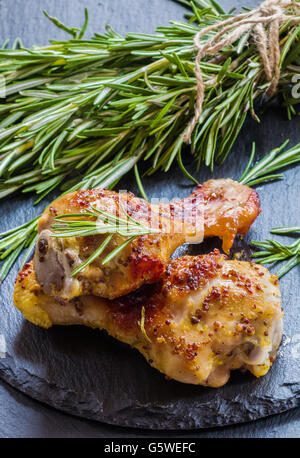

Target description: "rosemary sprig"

left=0, top=216, right=39, bottom=282
left=251, top=227, right=300, bottom=278
left=51, top=204, right=160, bottom=275
left=239, top=141, right=300, bottom=187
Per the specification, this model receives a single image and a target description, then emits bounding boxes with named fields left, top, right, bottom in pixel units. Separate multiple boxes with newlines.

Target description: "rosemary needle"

left=71, top=234, right=114, bottom=277
left=134, top=164, right=148, bottom=201
left=138, top=306, right=152, bottom=343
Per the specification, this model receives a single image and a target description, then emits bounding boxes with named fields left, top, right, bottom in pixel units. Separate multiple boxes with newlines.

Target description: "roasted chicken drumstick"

left=35, top=185, right=204, bottom=301
left=34, top=179, right=260, bottom=301
left=14, top=250, right=282, bottom=388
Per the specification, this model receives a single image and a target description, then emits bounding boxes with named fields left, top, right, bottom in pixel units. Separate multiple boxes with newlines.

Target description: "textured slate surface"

left=0, top=378, right=300, bottom=438
left=0, top=0, right=300, bottom=431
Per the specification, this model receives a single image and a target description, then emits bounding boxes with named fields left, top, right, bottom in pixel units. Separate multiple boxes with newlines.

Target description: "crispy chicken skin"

left=14, top=251, right=282, bottom=388
left=35, top=187, right=204, bottom=301
left=34, top=179, right=260, bottom=302
left=201, top=179, right=261, bottom=253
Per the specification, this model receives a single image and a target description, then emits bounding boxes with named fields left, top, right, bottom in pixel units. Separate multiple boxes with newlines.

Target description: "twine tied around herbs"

left=183, top=0, right=300, bottom=143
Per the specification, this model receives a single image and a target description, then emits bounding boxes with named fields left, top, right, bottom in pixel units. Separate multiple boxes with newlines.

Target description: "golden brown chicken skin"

left=34, top=187, right=204, bottom=301
left=201, top=178, right=261, bottom=253
left=14, top=251, right=282, bottom=388
left=34, top=179, right=260, bottom=302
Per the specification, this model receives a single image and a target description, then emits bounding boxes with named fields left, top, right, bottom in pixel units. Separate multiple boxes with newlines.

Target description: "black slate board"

left=0, top=0, right=300, bottom=430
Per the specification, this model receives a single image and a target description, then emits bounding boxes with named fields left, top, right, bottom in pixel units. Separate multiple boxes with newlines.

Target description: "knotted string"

left=184, top=0, right=300, bottom=143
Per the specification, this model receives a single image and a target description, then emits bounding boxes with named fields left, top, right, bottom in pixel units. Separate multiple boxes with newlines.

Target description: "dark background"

left=0, top=0, right=299, bottom=438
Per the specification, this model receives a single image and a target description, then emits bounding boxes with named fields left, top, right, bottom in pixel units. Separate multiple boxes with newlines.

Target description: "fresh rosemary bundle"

left=252, top=226, right=300, bottom=278
left=0, top=0, right=300, bottom=281
left=0, top=0, right=299, bottom=203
